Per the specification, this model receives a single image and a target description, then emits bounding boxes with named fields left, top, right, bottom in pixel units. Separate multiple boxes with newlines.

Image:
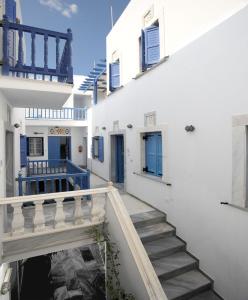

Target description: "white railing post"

left=33, top=200, right=45, bottom=232
left=54, top=197, right=66, bottom=228
left=11, top=203, right=25, bottom=236
left=74, top=196, right=84, bottom=225
left=91, top=184, right=109, bottom=223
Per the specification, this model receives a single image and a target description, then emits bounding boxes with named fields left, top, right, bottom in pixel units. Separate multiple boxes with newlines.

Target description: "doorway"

left=111, top=134, right=124, bottom=184
left=48, top=136, right=71, bottom=160
left=6, top=131, right=14, bottom=197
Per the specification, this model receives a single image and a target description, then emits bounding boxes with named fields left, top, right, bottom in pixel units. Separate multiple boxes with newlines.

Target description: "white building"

left=88, top=0, right=248, bottom=299
left=0, top=0, right=248, bottom=299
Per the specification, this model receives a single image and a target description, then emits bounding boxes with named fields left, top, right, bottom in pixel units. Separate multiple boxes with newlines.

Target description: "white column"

left=11, top=203, right=25, bottom=236
left=54, top=198, right=66, bottom=229
left=33, top=200, right=45, bottom=232
left=74, top=196, right=84, bottom=225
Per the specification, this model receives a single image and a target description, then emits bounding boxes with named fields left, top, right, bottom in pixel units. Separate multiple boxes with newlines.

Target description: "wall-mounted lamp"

left=14, top=123, right=20, bottom=129
left=127, top=124, right=133, bottom=129
left=185, top=125, right=195, bottom=132
left=33, top=132, right=44, bottom=135
left=102, top=126, right=106, bottom=130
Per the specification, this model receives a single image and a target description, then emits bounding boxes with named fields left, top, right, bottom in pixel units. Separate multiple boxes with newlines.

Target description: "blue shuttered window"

left=144, top=132, right=162, bottom=177
left=109, top=61, right=120, bottom=91
left=142, top=24, right=160, bottom=70
left=20, top=135, right=27, bottom=168
left=92, top=136, right=104, bottom=162
left=98, top=136, right=104, bottom=162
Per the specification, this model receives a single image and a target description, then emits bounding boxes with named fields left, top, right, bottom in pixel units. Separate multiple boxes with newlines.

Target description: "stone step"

left=136, top=222, right=175, bottom=242
left=189, top=290, right=222, bottom=300
left=131, top=210, right=166, bottom=228
left=160, top=270, right=212, bottom=300
left=143, top=236, right=186, bottom=259
left=152, top=252, right=198, bottom=280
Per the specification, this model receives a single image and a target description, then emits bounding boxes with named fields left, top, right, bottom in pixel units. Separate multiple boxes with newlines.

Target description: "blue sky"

left=21, top=0, right=130, bottom=75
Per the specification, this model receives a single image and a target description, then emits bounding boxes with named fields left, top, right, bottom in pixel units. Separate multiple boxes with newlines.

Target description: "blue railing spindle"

left=31, top=31, right=35, bottom=70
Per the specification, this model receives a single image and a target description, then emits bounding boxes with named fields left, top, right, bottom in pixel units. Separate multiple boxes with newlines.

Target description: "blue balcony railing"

left=25, top=107, right=87, bottom=121
left=17, top=159, right=90, bottom=196
left=1, top=15, right=73, bottom=83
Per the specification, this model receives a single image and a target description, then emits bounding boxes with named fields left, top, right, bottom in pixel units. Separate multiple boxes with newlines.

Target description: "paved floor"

left=90, top=173, right=154, bottom=216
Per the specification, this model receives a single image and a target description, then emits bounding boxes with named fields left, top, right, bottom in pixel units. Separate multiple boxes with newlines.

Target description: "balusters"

left=74, top=196, right=84, bottom=225
left=17, top=28, right=24, bottom=76
left=56, top=36, right=60, bottom=74
left=31, top=32, right=36, bottom=70
left=54, top=197, right=66, bottom=228
left=44, top=33, right=48, bottom=72
left=66, top=29, right=73, bottom=84
left=2, top=15, right=10, bottom=75
left=33, top=200, right=45, bottom=232
left=11, top=203, right=25, bottom=236
left=91, top=193, right=106, bottom=223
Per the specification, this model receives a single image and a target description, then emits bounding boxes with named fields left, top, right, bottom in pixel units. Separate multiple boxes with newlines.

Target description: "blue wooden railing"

left=1, top=15, right=73, bottom=83
left=25, top=107, right=87, bottom=121
left=18, top=159, right=90, bottom=196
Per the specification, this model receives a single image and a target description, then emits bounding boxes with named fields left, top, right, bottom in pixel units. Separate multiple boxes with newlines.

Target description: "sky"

left=21, top=0, right=130, bottom=75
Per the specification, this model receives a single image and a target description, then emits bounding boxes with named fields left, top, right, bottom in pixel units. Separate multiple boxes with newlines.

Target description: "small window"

left=143, top=132, right=162, bottom=177
left=92, top=136, right=104, bottom=162
left=141, top=22, right=160, bottom=71
left=27, top=137, right=44, bottom=157
left=109, top=60, right=120, bottom=91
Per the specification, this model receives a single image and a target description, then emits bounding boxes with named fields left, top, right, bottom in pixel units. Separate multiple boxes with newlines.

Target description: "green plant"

left=91, top=225, right=135, bottom=300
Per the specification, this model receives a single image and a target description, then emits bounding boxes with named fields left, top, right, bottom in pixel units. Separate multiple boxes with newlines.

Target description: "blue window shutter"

left=141, top=30, right=146, bottom=71
left=156, top=133, right=163, bottom=176
left=20, top=135, right=27, bottom=167
left=109, top=62, right=120, bottom=91
left=98, top=136, right=104, bottom=162
left=93, top=80, right=98, bottom=105
left=91, top=137, right=95, bottom=158
left=144, top=25, right=160, bottom=67
left=145, top=134, right=157, bottom=174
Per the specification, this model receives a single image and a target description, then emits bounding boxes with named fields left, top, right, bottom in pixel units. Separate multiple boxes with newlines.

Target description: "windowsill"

left=134, top=56, right=170, bottom=80
left=133, top=171, right=171, bottom=186
left=107, top=85, right=124, bottom=97
left=222, top=203, right=248, bottom=212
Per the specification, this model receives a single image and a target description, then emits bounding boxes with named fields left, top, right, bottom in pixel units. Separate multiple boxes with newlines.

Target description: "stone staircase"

left=130, top=210, right=223, bottom=300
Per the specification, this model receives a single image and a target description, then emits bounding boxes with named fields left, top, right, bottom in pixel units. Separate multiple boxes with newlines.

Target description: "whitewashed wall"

left=106, top=0, right=248, bottom=90
left=91, top=6, right=248, bottom=300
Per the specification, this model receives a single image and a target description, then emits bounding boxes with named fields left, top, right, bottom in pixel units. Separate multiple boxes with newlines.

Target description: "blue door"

left=48, top=136, right=61, bottom=160
left=115, top=135, right=124, bottom=183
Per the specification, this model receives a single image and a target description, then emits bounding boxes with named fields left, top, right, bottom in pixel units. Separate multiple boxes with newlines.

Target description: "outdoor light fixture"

left=14, top=123, right=20, bottom=128
left=127, top=124, right=133, bottom=129
left=185, top=125, right=195, bottom=132
left=102, top=126, right=106, bottom=130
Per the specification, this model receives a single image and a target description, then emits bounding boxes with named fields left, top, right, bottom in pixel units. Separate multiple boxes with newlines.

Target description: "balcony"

left=17, top=159, right=90, bottom=196
left=0, top=15, right=73, bottom=108
left=25, top=107, right=87, bottom=121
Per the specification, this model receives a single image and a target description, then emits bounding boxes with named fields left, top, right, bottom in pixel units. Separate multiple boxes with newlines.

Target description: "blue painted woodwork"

left=25, top=107, right=87, bottom=120
left=18, top=159, right=90, bottom=196
left=1, top=15, right=73, bottom=83
left=144, top=132, right=162, bottom=177
left=109, top=61, right=120, bottom=91
left=93, top=80, right=98, bottom=105
left=115, top=135, right=124, bottom=183
left=5, top=0, right=16, bottom=67
left=143, top=25, right=160, bottom=69
left=98, top=136, right=104, bottom=163
left=66, top=136, right=71, bottom=160
left=20, top=135, right=27, bottom=168
left=48, top=136, right=61, bottom=160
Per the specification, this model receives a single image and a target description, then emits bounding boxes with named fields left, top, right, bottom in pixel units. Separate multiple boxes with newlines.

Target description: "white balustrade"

left=33, top=200, right=45, bottom=232
left=11, top=203, right=25, bottom=236
left=54, top=197, right=66, bottom=229
left=0, top=186, right=110, bottom=240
